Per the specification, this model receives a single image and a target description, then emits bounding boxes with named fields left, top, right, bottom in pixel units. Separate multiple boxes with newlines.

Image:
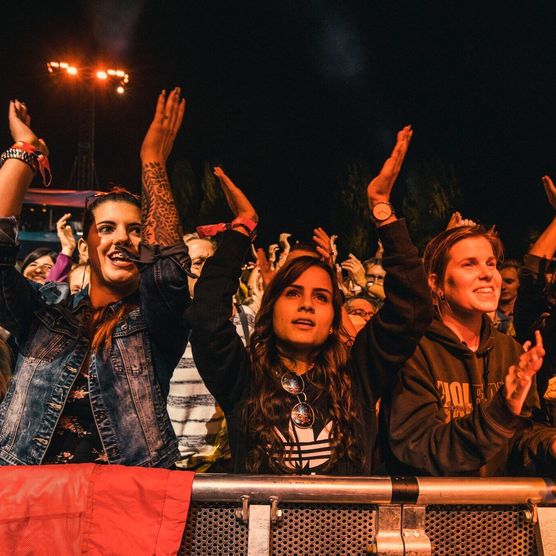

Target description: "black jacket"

left=187, top=220, right=433, bottom=474
left=388, top=315, right=556, bottom=476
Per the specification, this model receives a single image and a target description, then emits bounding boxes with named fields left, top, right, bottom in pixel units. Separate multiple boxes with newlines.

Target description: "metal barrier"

left=180, top=474, right=556, bottom=555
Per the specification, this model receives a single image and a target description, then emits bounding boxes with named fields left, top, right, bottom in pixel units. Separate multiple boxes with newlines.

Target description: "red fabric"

left=0, top=464, right=195, bottom=556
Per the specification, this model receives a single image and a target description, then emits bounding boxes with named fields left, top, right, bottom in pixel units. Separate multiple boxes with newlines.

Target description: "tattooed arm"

left=140, top=88, right=186, bottom=245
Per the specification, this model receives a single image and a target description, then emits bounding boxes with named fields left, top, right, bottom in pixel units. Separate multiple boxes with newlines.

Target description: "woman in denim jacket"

left=0, top=89, right=191, bottom=467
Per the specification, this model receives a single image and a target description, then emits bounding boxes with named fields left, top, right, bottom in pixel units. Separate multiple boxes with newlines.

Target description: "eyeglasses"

left=280, top=371, right=315, bottom=429
left=348, top=308, right=376, bottom=320
left=366, top=273, right=385, bottom=285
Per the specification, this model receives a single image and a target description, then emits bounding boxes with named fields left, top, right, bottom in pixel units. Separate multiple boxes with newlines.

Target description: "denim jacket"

left=0, top=218, right=191, bottom=467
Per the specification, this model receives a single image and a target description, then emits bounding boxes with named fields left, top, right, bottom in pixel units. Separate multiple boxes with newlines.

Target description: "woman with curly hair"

left=189, top=126, right=433, bottom=474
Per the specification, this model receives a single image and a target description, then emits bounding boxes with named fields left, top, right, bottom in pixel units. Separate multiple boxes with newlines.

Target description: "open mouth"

left=108, top=251, right=136, bottom=267
left=292, top=318, right=315, bottom=329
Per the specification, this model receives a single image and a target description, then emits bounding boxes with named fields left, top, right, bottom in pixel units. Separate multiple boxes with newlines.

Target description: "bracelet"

left=0, top=142, right=52, bottom=187
left=197, top=216, right=258, bottom=241
left=231, top=216, right=257, bottom=240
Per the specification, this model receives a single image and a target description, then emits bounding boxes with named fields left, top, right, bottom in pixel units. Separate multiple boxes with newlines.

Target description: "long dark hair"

left=81, top=188, right=141, bottom=354
left=244, top=256, right=365, bottom=472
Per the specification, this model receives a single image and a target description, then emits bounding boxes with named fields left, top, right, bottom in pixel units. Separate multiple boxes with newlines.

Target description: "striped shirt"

left=167, top=305, right=255, bottom=467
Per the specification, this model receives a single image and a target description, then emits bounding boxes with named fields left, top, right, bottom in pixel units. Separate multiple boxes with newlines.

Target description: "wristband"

left=231, top=216, right=257, bottom=240
left=0, top=142, right=52, bottom=187
left=197, top=216, right=257, bottom=241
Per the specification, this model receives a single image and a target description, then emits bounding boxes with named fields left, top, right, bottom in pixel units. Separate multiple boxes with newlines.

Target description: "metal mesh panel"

left=180, top=502, right=538, bottom=555
left=180, top=502, right=248, bottom=555
left=271, top=503, right=375, bottom=556
left=426, top=505, right=537, bottom=556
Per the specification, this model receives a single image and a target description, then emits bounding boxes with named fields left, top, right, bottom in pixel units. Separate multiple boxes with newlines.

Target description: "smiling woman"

left=0, top=90, right=192, bottom=467
left=387, top=224, right=556, bottom=477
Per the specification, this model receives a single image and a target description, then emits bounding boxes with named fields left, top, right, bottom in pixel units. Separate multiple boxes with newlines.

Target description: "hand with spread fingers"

left=213, top=166, right=258, bottom=232
left=505, top=331, right=545, bottom=416
left=140, top=87, right=185, bottom=163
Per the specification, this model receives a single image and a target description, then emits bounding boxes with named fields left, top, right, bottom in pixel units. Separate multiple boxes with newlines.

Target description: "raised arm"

left=188, top=167, right=257, bottom=410
left=366, top=125, right=412, bottom=227
left=351, top=125, right=433, bottom=394
left=140, top=88, right=186, bottom=245
left=528, top=176, right=556, bottom=259
left=0, top=102, right=48, bottom=338
left=514, top=175, right=556, bottom=342
left=0, top=101, right=49, bottom=217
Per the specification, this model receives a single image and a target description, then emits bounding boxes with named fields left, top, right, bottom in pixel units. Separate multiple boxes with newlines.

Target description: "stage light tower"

left=46, top=61, right=130, bottom=190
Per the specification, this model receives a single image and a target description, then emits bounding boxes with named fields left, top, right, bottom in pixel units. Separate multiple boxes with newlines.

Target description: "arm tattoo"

left=141, top=161, right=184, bottom=245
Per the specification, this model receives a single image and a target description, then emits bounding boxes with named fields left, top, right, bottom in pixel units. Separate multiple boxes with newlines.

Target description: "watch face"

left=373, top=203, right=392, bottom=220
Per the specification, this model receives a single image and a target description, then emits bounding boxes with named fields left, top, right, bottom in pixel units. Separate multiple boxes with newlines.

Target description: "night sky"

left=3, top=1, right=556, bottom=257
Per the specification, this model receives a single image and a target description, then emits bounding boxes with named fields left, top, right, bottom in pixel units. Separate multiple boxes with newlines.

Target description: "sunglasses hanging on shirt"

left=280, top=371, right=315, bottom=429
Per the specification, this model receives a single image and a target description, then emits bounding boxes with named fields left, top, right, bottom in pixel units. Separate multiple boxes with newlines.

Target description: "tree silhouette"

left=403, top=160, right=462, bottom=252
left=332, top=162, right=377, bottom=260
left=198, top=161, right=231, bottom=224
left=170, top=159, right=200, bottom=232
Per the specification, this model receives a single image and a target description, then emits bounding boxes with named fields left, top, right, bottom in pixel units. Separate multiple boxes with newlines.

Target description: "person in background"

left=168, top=229, right=255, bottom=471
left=19, top=247, right=56, bottom=284
left=67, top=262, right=90, bottom=294
left=515, top=176, right=556, bottom=425
left=344, top=294, right=380, bottom=333
left=494, top=259, right=520, bottom=336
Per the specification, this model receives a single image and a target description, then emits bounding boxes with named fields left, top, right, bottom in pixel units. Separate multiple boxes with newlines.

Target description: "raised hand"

left=140, top=88, right=185, bottom=163
left=255, top=247, right=275, bottom=287
left=276, top=232, right=292, bottom=269
left=367, top=125, right=412, bottom=206
left=312, top=227, right=335, bottom=268
left=335, top=264, right=350, bottom=297
left=505, top=331, right=545, bottom=415
left=542, top=176, right=556, bottom=211
left=446, top=211, right=478, bottom=230
left=56, top=213, right=76, bottom=256
left=213, top=166, right=258, bottom=226
left=268, top=244, right=279, bottom=269
left=340, top=253, right=366, bottom=288
left=141, top=88, right=185, bottom=245
left=9, top=100, right=48, bottom=155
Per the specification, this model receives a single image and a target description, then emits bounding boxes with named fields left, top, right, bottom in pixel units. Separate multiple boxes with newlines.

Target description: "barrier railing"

left=181, top=474, right=556, bottom=555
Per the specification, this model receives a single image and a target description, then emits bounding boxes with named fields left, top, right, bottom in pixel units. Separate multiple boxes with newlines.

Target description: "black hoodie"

left=388, top=315, right=556, bottom=476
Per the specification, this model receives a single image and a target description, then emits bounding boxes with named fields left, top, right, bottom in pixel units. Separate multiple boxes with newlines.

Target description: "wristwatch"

left=371, top=201, right=394, bottom=223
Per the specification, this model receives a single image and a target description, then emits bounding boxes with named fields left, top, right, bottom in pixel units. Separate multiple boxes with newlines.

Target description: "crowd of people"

left=0, top=88, right=554, bottom=478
